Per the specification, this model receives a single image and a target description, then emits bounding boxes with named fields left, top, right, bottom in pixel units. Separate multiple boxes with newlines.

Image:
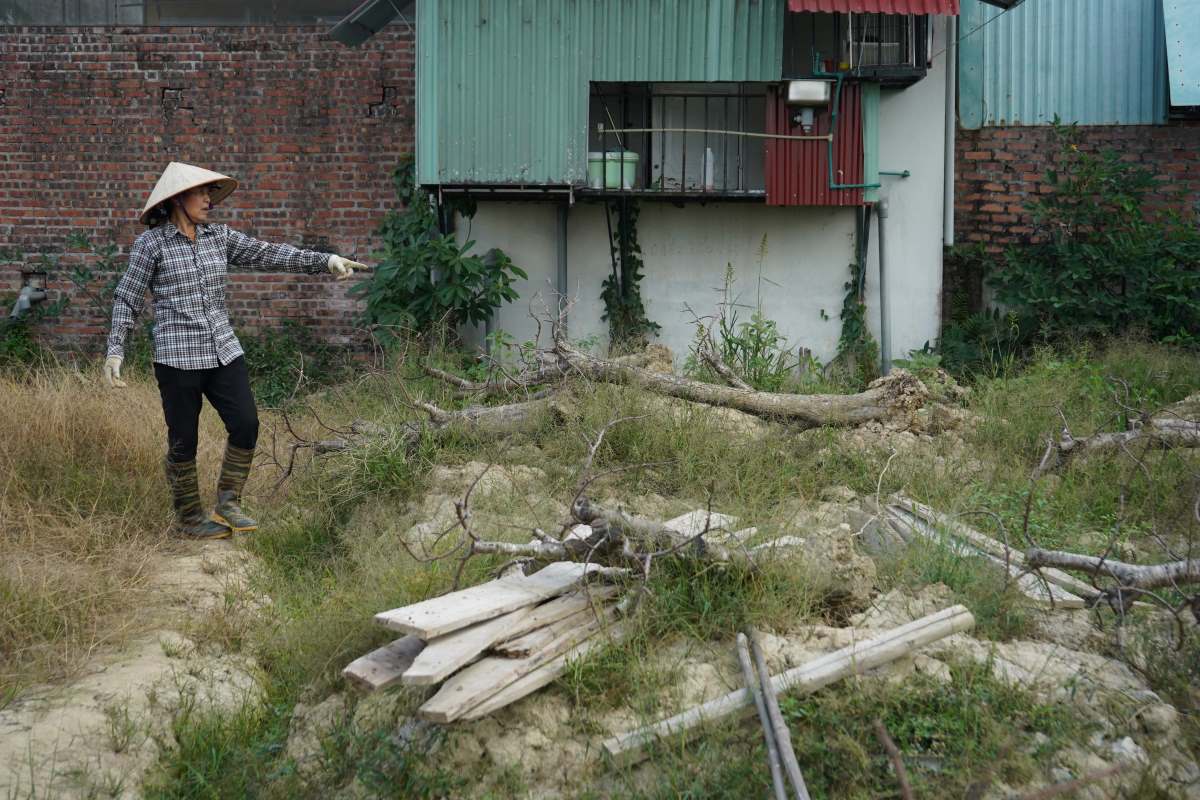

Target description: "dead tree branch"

left=1024, top=549, right=1200, bottom=591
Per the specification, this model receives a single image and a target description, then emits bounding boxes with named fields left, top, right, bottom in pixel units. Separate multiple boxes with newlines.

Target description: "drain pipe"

left=556, top=203, right=568, bottom=336
left=9, top=285, right=46, bottom=320
left=877, top=198, right=892, bottom=376
left=943, top=15, right=957, bottom=246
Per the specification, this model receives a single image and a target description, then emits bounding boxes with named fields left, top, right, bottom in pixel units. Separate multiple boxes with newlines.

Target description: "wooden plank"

left=418, top=607, right=617, bottom=723
left=496, top=586, right=619, bottom=645
left=374, top=561, right=597, bottom=638
left=402, top=606, right=534, bottom=686
left=601, top=605, right=975, bottom=765
left=460, top=623, right=627, bottom=721
left=342, top=635, right=426, bottom=692
left=894, top=496, right=1102, bottom=600
left=493, top=607, right=595, bottom=658
left=663, top=509, right=738, bottom=538
left=888, top=506, right=1086, bottom=609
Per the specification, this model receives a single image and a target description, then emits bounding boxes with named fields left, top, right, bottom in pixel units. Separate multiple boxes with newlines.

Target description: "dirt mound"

left=0, top=542, right=262, bottom=799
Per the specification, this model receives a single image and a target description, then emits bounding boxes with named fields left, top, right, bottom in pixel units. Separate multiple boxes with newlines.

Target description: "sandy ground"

left=0, top=541, right=261, bottom=800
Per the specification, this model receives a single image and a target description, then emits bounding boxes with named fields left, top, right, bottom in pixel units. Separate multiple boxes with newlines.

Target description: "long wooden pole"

left=749, top=628, right=811, bottom=800
left=736, top=633, right=788, bottom=800
left=601, top=605, right=975, bottom=765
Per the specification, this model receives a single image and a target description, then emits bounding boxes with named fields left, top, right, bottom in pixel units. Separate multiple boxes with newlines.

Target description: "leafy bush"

left=352, top=161, right=526, bottom=340
left=990, top=123, right=1200, bottom=346
left=239, top=321, right=354, bottom=407
left=685, top=262, right=805, bottom=392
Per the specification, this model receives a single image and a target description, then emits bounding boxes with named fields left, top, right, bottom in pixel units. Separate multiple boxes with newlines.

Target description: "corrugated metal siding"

left=765, top=82, right=864, bottom=206
left=788, top=0, right=957, bottom=14
left=416, top=0, right=785, bottom=185
left=588, top=0, right=784, bottom=81
left=958, top=0, right=1168, bottom=128
left=1163, top=0, right=1200, bottom=106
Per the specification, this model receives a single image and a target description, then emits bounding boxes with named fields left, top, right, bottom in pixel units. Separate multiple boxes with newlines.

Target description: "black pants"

left=154, top=356, right=259, bottom=463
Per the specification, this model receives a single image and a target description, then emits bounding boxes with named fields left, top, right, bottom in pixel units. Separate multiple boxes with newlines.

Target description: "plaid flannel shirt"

left=107, top=222, right=331, bottom=370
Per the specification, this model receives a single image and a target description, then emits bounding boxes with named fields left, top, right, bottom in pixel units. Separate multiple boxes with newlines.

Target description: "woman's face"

left=173, top=184, right=216, bottom=223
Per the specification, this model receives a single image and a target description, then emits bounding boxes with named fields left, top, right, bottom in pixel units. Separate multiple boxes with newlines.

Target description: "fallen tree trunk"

left=1024, top=549, right=1200, bottom=590
left=552, top=338, right=928, bottom=429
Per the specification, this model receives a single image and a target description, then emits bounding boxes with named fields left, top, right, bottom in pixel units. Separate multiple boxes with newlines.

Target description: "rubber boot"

left=165, top=459, right=232, bottom=540
left=211, top=443, right=258, bottom=533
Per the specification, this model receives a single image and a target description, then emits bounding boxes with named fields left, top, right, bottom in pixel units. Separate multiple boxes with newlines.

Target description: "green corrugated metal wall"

left=417, top=0, right=785, bottom=186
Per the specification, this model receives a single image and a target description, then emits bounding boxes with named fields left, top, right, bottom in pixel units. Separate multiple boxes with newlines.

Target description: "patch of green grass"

left=780, top=660, right=1088, bottom=799
left=143, top=695, right=284, bottom=800
left=878, top=537, right=1035, bottom=641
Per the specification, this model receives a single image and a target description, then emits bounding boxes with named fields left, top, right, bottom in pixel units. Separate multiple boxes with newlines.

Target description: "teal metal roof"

left=1163, top=0, right=1200, bottom=106
left=417, top=0, right=785, bottom=186
left=958, top=0, right=1168, bottom=128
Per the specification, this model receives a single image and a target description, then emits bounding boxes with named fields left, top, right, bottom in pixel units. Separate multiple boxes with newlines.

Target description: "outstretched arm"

left=224, top=226, right=332, bottom=275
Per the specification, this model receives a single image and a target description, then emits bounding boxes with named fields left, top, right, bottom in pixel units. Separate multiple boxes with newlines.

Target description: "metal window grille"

left=589, top=83, right=767, bottom=195
left=844, top=13, right=916, bottom=69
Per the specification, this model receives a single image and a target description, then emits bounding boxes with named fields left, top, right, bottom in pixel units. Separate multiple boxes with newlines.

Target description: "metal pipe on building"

left=556, top=203, right=569, bottom=336
left=877, top=198, right=891, bottom=376
left=942, top=15, right=957, bottom=246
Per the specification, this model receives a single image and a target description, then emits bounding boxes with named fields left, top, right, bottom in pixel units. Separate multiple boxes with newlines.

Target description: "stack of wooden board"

left=342, top=561, right=624, bottom=723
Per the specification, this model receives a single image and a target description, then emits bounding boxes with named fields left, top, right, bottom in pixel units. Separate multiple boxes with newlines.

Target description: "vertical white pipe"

left=878, top=198, right=891, bottom=376
left=943, top=16, right=957, bottom=246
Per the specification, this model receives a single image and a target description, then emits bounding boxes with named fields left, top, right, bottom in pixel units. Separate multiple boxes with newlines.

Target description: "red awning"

left=788, top=0, right=959, bottom=13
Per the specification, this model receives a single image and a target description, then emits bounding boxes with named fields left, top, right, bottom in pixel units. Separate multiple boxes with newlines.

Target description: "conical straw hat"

left=139, top=162, right=238, bottom=224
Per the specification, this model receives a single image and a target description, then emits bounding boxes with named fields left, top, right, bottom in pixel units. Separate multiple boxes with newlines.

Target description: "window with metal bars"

left=588, top=83, right=767, bottom=196
left=783, top=11, right=929, bottom=87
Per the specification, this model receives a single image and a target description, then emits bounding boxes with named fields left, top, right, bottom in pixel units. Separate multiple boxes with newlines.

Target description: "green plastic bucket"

left=587, top=152, right=604, bottom=189
left=603, top=151, right=624, bottom=189
left=620, top=151, right=639, bottom=190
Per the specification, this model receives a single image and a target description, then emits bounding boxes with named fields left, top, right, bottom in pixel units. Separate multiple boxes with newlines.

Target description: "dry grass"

left=0, top=368, right=229, bottom=693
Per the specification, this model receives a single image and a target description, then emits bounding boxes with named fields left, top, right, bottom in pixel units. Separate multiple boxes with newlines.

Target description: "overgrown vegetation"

left=353, top=160, right=527, bottom=342
left=240, top=320, right=355, bottom=407
left=940, top=123, right=1200, bottom=378
left=684, top=259, right=846, bottom=394
left=601, top=198, right=660, bottom=350
left=4, top=335, right=1197, bottom=796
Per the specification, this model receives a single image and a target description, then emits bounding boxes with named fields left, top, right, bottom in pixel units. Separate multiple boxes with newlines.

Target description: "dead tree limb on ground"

left=549, top=335, right=929, bottom=429
left=1024, top=549, right=1200, bottom=591
left=1046, top=392, right=1200, bottom=470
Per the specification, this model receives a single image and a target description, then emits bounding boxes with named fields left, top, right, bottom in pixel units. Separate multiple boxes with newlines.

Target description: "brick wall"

left=948, top=121, right=1200, bottom=317
left=0, top=24, right=414, bottom=355
left=954, top=121, right=1200, bottom=250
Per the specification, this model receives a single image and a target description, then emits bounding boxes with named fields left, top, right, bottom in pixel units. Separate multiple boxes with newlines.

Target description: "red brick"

left=2, top=24, right=401, bottom=354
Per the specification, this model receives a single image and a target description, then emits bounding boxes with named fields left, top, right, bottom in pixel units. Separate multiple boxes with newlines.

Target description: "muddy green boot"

left=165, top=459, right=232, bottom=540
left=212, top=443, right=258, bottom=533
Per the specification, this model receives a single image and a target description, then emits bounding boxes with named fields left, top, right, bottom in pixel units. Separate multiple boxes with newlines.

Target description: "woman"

left=104, top=161, right=366, bottom=539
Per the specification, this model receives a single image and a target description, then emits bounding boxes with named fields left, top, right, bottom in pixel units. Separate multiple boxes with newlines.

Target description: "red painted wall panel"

left=765, top=82, right=864, bottom=207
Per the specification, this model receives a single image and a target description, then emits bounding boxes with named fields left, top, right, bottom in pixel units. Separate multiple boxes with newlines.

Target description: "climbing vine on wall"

left=600, top=198, right=660, bottom=349
left=834, top=257, right=879, bottom=388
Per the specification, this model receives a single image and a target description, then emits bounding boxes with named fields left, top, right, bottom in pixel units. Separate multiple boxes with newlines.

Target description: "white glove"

left=103, top=355, right=127, bottom=389
left=328, top=255, right=367, bottom=280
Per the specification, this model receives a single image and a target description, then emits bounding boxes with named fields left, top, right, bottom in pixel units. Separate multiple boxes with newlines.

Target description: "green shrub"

left=239, top=321, right=354, bottom=407
left=352, top=161, right=526, bottom=341
left=990, top=123, right=1200, bottom=347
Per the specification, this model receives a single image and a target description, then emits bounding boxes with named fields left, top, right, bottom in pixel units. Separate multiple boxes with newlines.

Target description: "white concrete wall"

left=458, top=18, right=951, bottom=367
